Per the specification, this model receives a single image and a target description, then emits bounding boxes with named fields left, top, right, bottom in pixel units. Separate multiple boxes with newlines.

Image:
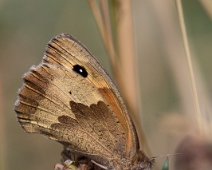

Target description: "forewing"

left=15, top=34, right=138, bottom=164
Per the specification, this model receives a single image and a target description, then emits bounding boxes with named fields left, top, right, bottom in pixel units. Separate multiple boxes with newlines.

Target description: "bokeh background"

left=0, top=1, right=212, bottom=170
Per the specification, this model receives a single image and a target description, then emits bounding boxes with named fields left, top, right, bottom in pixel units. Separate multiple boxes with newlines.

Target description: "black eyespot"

left=72, top=64, right=88, bottom=78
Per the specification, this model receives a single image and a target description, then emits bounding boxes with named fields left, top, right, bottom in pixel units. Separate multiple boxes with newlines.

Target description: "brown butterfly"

left=15, top=34, right=153, bottom=170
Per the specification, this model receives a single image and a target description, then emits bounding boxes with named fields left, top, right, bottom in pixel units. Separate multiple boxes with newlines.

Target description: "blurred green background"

left=0, top=1, right=212, bottom=170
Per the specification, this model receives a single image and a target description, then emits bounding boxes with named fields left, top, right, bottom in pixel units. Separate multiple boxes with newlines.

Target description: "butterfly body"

left=15, top=34, right=153, bottom=169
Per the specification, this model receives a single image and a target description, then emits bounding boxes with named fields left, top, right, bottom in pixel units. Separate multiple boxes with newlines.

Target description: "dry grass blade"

left=88, top=0, right=116, bottom=66
left=114, top=0, right=150, bottom=152
left=200, top=0, right=212, bottom=20
left=176, top=0, right=205, bottom=134
left=115, top=0, right=140, bottom=116
left=99, top=1, right=117, bottom=66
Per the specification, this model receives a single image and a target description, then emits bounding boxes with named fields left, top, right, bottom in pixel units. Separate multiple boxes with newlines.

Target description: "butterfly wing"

left=15, top=34, right=139, bottom=167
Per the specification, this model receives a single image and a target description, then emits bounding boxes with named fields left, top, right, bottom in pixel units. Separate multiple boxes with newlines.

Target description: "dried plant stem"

left=200, top=0, right=212, bottom=20
left=176, top=0, right=204, bottom=134
left=116, top=0, right=140, bottom=117
left=88, top=0, right=117, bottom=66
left=115, top=0, right=150, bottom=153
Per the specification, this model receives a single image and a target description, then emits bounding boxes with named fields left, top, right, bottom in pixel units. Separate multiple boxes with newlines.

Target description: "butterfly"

left=15, top=33, right=153, bottom=170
